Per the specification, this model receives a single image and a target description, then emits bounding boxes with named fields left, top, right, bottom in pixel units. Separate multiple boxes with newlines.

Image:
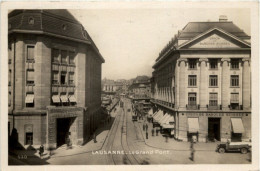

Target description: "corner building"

left=8, top=10, right=105, bottom=148
left=151, top=16, right=251, bottom=142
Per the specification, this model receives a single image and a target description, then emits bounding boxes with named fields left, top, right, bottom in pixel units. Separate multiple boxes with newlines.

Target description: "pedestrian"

left=145, top=123, right=148, bottom=132
left=39, top=144, right=44, bottom=159
left=66, top=137, right=70, bottom=150
left=190, top=139, right=195, bottom=161
left=93, top=132, right=97, bottom=143
left=152, top=129, right=154, bottom=136
left=165, top=135, right=168, bottom=143
left=146, top=131, right=148, bottom=139
left=156, top=129, right=159, bottom=136
left=143, top=123, right=145, bottom=131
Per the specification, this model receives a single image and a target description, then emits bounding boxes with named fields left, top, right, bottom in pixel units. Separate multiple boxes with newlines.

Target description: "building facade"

left=8, top=10, right=105, bottom=148
left=151, top=16, right=251, bottom=142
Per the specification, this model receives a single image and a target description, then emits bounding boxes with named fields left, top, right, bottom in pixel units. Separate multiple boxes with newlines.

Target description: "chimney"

left=219, top=15, right=228, bottom=22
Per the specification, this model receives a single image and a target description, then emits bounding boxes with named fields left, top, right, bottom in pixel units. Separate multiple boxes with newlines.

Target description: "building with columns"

left=8, top=10, right=105, bottom=148
left=151, top=16, right=251, bottom=142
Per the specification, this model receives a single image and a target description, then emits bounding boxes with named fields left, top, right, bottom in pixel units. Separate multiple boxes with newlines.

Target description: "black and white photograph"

left=1, top=1, right=259, bottom=170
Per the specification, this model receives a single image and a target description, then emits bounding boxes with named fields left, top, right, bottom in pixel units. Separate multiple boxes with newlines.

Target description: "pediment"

left=178, top=28, right=250, bottom=49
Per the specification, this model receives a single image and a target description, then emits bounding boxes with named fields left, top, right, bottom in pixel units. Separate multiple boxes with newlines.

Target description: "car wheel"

left=241, top=148, right=248, bottom=154
left=218, top=147, right=225, bottom=153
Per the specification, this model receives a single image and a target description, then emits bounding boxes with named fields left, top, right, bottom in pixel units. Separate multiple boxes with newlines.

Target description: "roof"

left=179, top=22, right=249, bottom=39
left=8, top=10, right=105, bottom=63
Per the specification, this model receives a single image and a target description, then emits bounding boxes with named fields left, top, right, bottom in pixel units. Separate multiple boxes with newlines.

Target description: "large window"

left=69, top=72, right=74, bottom=85
left=188, top=59, right=197, bottom=69
left=61, top=50, right=67, bottom=64
left=188, top=75, right=197, bottom=87
left=209, top=75, right=218, bottom=87
left=27, top=46, right=34, bottom=61
left=231, top=59, right=239, bottom=69
left=52, top=71, right=59, bottom=84
left=209, top=93, right=218, bottom=106
left=188, top=93, right=197, bottom=106
left=52, top=49, right=59, bottom=63
left=26, top=70, right=34, bottom=85
left=231, top=75, right=239, bottom=87
left=69, top=51, right=75, bottom=65
left=60, top=72, right=67, bottom=85
left=209, top=59, right=218, bottom=69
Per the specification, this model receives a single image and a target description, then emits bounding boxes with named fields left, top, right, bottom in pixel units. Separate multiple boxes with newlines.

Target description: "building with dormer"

left=8, top=10, right=105, bottom=149
left=151, top=16, right=251, bottom=142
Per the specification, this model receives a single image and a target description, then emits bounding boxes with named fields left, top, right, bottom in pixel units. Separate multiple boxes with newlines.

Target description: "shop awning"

left=60, top=95, right=68, bottom=103
left=152, top=111, right=160, bottom=119
left=52, top=95, right=60, bottom=103
left=25, top=94, right=34, bottom=103
left=154, top=110, right=164, bottom=121
left=158, top=113, right=169, bottom=124
left=188, top=118, right=199, bottom=133
left=162, top=124, right=174, bottom=129
left=69, top=95, right=77, bottom=103
left=231, top=118, right=245, bottom=133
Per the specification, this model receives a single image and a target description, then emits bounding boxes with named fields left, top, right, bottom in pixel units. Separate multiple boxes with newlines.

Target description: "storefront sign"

left=185, top=113, right=249, bottom=117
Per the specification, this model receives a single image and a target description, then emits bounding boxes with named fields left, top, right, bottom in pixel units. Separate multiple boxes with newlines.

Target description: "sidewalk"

left=137, top=119, right=218, bottom=152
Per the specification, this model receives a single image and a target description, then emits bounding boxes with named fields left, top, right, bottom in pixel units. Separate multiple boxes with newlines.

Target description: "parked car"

left=216, top=142, right=251, bottom=154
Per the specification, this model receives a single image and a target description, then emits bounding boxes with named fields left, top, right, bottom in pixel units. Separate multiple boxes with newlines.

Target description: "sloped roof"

left=179, top=22, right=249, bottom=39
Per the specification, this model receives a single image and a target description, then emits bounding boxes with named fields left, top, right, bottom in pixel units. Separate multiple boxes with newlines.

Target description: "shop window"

left=231, top=75, right=239, bottom=87
left=209, top=59, right=218, bottom=69
left=188, top=75, right=197, bottom=87
left=27, top=46, right=34, bottom=61
left=231, top=59, right=239, bottom=69
left=25, top=132, right=33, bottom=145
left=69, top=72, right=74, bottom=85
left=188, top=93, right=197, bottom=106
left=26, top=70, right=34, bottom=85
left=209, top=75, right=218, bottom=87
left=52, top=49, right=59, bottom=63
left=60, top=72, right=67, bottom=85
left=69, top=51, right=75, bottom=65
left=61, top=50, right=67, bottom=64
left=209, top=93, right=218, bottom=106
left=188, top=59, right=197, bottom=69
left=52, top=71, right=59, bottom=85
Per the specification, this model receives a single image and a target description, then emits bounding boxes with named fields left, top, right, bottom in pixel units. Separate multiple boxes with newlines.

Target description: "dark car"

left=216, top=142, right=251, bottom=154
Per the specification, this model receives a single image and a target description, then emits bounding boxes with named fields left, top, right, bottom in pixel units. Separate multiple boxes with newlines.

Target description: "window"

left=69, top=51, right=75, bottom=65
left=61, top=50, right=67, bottom=64
left=52, top=71, right=59, bottom=84
left=27, top=46, right=34, bottom=61
left=60, top=72, right=67, bottom=85
left=231, top=75, right=239, bottom=87
left=188, top=59, right=197, bottom=69
left=188, top=75, right=197, bottom=86
left=209, top=93, right=218, bottom=106
left=25, top=93, right=34, bottom=108
left=230, top=93, right=239, bottom=110
left=52, top=49, right=59, bottom=63
left=69, top=72, right=74, bottom=85
left=25, top=132, right=33, bottom=145
left=231, top=59, right=239, bottom=69
left=209, top=59, right=218, bottom=69
left=209, top=75, right=218, bottom=87
left=26, top=70, right=34, bottom=85
left=188, top=93, right=197, bottom=106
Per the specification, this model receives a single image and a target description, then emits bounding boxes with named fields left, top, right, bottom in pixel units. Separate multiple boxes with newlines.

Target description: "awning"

left=25, top=94, right=34, bottom=103
left=69, top=95, right=77, bottom=103
left=152, top=111, right=160, bottom=119
left=162, top=124, right=174, bottom=129
left=52, top=95, right=60, bottom=103
left=159, top=114, right=170, bottom=125
left=154, top=111, right=164, bottom=121
left=60, top=95, right=68, bottom=103
left=231, top=118, right=245, bottom=133
left=188, top=118, right=199, bottom=133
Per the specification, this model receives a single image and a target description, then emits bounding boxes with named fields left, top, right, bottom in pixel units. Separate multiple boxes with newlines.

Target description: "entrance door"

left=208, top=118, right=221, bottom=141
left=57, top=118, right=72, bottom=147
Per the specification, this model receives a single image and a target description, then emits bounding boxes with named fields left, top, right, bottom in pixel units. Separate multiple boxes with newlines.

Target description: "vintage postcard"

left=1, top=1, right=259, bottom=171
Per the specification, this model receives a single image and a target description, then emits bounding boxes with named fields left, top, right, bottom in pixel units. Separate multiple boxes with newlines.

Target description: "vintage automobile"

left=216, top=142, right=251, bottom=154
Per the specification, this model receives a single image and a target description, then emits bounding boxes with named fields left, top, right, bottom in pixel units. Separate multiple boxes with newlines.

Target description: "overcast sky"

left=69, top=8, right=250, bottom=80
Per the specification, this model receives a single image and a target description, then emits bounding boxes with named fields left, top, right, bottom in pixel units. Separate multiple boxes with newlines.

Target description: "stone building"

left=8, top=10, right=105, bottom=148
left=151, top=16, right=251, bottom=142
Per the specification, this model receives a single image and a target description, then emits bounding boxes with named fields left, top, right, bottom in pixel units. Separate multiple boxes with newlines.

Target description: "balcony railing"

left=207, top=105, right=222, bottom=110
left=186, top=104, right=199, bottom=110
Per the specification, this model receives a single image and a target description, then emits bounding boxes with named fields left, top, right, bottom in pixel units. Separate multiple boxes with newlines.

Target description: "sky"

left=69, top=8, right=250, bottom=80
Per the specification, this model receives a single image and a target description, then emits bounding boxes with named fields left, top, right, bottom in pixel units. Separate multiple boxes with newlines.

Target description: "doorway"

left=208, top=118, right=221, bottom=141
left=56, top=118, right=73, bottom=147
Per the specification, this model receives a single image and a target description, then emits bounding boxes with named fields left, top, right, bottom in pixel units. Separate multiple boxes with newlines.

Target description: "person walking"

left=143, top=122, right=145, bottom=131
left=152, top=129, right=154, bottom=136
left=145, top=123, right=148, bottom=132
left=146, top=131, right=148, bottom=139
left=39, top=145, right=44, bottom=159
left=66, top=136, right=71, bottom=150
left=93, top=132, right=97, bottom=143
left=156, top=128, right=159, bottom=136
left=190, top=139, right=195, bottom=161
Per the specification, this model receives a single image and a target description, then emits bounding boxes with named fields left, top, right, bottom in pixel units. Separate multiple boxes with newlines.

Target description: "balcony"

left=26, top=85, right=34, bottom=93
left=52, top=64, right=59, bottom=71
left=186, top=104, right=199, bottom=110
left=207, top=105, right=221, bottom=110
left=52, top=86, right=59, bottom=93
left=60, top=65, right=67, bottom=72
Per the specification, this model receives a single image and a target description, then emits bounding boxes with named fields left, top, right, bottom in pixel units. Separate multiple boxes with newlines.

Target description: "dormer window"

left=28, top=17, right=34, bottom=25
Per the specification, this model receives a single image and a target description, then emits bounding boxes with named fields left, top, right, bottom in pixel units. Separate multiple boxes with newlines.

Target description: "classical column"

left=199, top=58, right=208, bottom=109
left=178, top=58, right=187, bottom=109
left=221, top=58, right=230, bottom=110
left=242, top=58, right=250, bottom=110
